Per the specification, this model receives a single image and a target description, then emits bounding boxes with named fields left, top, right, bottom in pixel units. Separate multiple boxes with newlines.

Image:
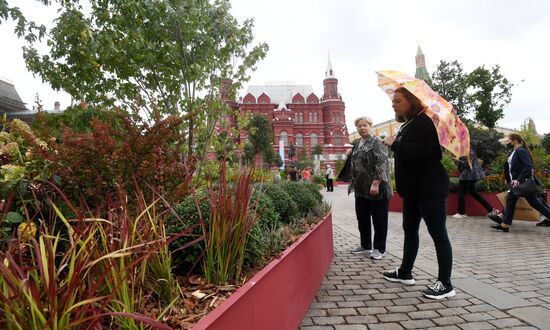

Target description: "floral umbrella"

left=376, top=70, right=470, bottom=160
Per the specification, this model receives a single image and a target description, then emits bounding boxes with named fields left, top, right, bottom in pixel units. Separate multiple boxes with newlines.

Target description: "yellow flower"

left=17, top=221, right=37, bottom=242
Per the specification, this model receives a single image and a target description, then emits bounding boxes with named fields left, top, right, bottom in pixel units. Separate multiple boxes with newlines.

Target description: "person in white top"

left=326, top=165, right=334, bottom=192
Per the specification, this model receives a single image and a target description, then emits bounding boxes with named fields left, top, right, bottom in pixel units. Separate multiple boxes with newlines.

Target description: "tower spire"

left=415, top=45, right=431, bottom=82
left=325, top=52, right=335, bottom=78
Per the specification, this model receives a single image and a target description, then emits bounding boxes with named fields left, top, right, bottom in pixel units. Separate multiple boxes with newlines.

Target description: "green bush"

left=167, top=187, right=285, bottom=273
left=279, top=181, right=321, bottom=217
left=166, top=191, right=209, bottom=273
left=244, top=189, right=283, bottom=267
left=262, top=183, right=299, bottom=223
left=302, top=182, right=323, bottom=204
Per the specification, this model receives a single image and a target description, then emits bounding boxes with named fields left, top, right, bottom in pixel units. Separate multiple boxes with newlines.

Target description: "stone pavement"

left=300, top=184, right=550, bottom=330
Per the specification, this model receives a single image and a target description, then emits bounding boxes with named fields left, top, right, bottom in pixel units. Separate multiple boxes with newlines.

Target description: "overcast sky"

left=2, top=0, right=550, bottom=134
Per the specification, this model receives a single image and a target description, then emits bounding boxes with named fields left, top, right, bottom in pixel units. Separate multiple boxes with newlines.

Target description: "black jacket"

left=504, top=147, right=532, bottom=184
left=391, top=112, right=449, bottom=198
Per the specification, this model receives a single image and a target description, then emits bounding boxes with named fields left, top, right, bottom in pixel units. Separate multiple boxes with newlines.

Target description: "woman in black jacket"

left=488, top=133, right=550, bottom=232
left=382, top=87, right=455, bottom=300
left=452, top=149, right=497, bottom=219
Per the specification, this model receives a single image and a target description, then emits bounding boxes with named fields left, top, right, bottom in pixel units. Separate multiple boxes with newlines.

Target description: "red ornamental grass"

left=203, top=160, right=261, bottom=285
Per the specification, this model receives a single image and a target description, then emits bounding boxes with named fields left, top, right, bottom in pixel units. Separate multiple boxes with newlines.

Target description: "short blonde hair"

left=354, top=116, right=373, bottom=127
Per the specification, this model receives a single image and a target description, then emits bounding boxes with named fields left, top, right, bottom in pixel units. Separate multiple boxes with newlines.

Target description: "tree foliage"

left=467, top=125, right=505, bottom=170
left=430, top=60, right=468, bottom=117
left=518, top=118, right=541, bottom=146
left=8, top=0, right=268, bottom=155
left=542, top=133, right=550, bottom=154
left=431, top=61, right=513, bottom=129
left=467, top=65, right=512, bottom=129
left=246, top=114, right=273, bottom=167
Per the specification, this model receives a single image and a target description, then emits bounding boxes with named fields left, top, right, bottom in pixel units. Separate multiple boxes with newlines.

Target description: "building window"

left=280, top=131, right=288, bottom=146
left=314, top=113, right=318, bottom=122
left=334, top=134, right=341, bottom=146
left=296, top=133, right=303, bottom=147
left=309, top=113, right=313, bottom=123
left=311, top=133, right=318, bottom=146
left=299, top=113, right=303, bottom=123
left=295, top=113, right=298, bottom=122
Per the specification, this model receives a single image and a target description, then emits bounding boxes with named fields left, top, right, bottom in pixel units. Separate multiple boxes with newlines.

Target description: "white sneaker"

left=350, top=246, right=372, bottom=255
left=370, top=249, right=384, bottom=260
left=451, top=213, right=468, bottom=219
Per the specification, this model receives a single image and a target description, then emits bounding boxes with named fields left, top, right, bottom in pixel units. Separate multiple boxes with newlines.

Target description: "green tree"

left=519, top=118, right=541, bottom=146
left=312, top=144, right=323, bottom=157
left=468, top=125, right=505, bottom=169
left=467, top=65, right=513, bottom=129
left=10, top=0, right=268, bottom=155
left=246, top=114, right=274, bottom=167
left=542, top=133, right=550, bottom=154
left=430, top=60, right=469, bottom=118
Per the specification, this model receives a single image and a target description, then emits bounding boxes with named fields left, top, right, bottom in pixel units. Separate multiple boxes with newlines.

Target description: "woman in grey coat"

left=452, top=149, right=496, bottom=218
left=348, top=117, right=393, bottom=260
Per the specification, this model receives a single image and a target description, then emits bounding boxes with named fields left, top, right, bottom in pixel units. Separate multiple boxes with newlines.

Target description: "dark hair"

left=394, top=87, right=425, bottom=122
left=508, top=133, right=533, bottom=161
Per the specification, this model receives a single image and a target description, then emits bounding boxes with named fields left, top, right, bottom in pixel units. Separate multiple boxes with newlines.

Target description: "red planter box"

left=389, top=192, right=550, bottom=216
left=193, top=212, right=333, bottom=330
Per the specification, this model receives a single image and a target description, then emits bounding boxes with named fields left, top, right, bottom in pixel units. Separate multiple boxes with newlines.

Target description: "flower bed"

left=193, top=212, right=333, bottom=330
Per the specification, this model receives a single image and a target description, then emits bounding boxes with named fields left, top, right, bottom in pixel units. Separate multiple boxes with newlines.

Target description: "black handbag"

left=512, top=177, right=538, bottom=197
left=337, top=156, right=352, bottom=182
left=337, top=143, right=357, bottom=182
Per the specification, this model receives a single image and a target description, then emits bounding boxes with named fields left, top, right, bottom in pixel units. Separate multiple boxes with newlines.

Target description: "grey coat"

left=348, top=136, right=394, bottom=200
left=458, top=150, right=486, bottom=181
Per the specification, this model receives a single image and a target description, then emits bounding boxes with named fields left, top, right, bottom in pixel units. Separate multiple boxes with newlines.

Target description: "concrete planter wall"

left=193, top=212, right=333, bottom=330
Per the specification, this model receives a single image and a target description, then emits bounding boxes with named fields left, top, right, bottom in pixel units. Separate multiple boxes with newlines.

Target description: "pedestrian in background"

left=488, top=133, right=550, bottom=232
left=451, top=149, right=496, bottom=219
left=326, top=165, right=334, bottom=192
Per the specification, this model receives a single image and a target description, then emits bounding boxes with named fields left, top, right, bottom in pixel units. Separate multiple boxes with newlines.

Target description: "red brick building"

left=220, top=58, right=350, bottom=164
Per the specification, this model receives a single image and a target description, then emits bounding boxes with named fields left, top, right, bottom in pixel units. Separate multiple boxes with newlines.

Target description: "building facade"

left=221, top=58, right=350, bottom=163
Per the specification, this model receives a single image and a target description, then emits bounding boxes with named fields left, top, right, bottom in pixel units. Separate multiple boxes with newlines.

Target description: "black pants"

left=457, top=180, right=493, bottom=214
left=326, top=179, right=334, bottom=191
left=503, top=191, right=550, bottom=225
left=355, top=197, right=389, bottom=253
left=399, top=197, right=453, bottom=286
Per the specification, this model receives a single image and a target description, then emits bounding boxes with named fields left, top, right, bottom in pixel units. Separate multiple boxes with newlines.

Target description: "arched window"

left=313, top=113, right=318, bottom=123
left=296, top=133, right=303, bottom=147
left=334, top=134, right=341, bottom=146
left=309, top=113, right=313, bottom=123
left=299, top=113, right=303, bottom=123
left=311, top=133, right=318, bottom=146
left=295, top=113, right=299, bottom=122
left=280, top=131, right=288, bottom=146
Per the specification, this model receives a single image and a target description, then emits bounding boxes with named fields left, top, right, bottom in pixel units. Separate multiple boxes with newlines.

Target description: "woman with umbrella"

left=382, top=87, right=455, bottom=300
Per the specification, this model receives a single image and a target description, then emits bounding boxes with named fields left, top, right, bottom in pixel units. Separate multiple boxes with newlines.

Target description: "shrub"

left=33, top=108, right=196, bottom=210
left=243, top=188, right=283, bottom=267
left=441, top=151, right=456, bottom=176
left=478, top=174, right=509, bottom=192
left=279, top=181, right=321, bottom=217
left=262, top=183, right=299, bottom=223
left=302, top=182, right=323, bottom=205
left=166, top=190, right=209, bottom=273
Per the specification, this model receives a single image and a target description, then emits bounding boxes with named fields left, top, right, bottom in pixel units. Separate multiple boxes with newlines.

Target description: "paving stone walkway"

left=301, top=184, right=550, bottom=330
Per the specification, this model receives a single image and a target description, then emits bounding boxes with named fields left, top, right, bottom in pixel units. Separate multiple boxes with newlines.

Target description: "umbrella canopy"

left=376, top=70, right=470, bottom=160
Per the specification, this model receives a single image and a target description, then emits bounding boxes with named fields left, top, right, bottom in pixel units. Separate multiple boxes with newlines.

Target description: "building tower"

left=414, top=45, right=431, bottom=83
left=322, top=54, right=348, bottom=147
